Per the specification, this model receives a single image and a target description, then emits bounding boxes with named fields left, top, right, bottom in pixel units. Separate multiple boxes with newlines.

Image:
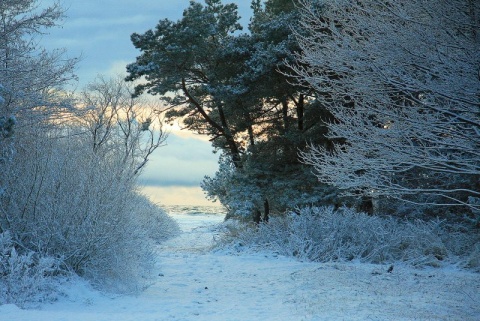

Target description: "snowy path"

left=1, top=212, right=479, bottom=320
left=148, top=215, right=309, bottom=321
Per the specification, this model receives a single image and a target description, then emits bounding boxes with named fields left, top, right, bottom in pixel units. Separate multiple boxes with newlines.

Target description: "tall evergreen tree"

left=203, top=0, right=340, bottom=219
left=127, top=0, right=341, bottom=220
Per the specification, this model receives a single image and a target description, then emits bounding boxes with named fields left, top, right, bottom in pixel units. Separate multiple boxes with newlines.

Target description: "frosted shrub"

left=202, top=154, right=343, bottom=221
left=439, top=222, right=480, bottom=271
left=134, top=194, right=181, bottom=243
left=0, top=129, right=178, bottom=295
left=82, top=194, right=180, bottom=293
left=220, top=206, right=478, bottom=267
left=0, top=232, right=64, bottom=308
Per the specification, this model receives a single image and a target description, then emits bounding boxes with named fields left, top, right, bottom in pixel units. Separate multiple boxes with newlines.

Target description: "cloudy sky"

left=42, top=0, right=253, bottom=206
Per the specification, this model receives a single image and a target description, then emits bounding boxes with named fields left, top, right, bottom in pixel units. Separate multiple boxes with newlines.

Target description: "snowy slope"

left=1, top=211, right=478, bottom=321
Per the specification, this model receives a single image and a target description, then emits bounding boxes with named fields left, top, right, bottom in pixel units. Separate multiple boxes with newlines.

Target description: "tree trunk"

left=297, top=94, right=304, bottom=131
left=217, top=104, right=242, bottom=168
left=359, top=196, right=373, bottom=215
left=181, top=78, right=242, bottom=167
left=253, top=209, right=261, bottom=224
left=248, top=124, right=255, bottom=147
left=468, top=0, right=479, bottom=43
left=282, top=97, right=289, bottom=133
left=263, top=199, right=270, bottom=222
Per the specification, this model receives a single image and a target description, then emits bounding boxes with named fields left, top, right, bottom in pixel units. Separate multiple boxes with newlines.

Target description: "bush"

left=219, top=206, right=480, bottom=268
left=0, top=128, right=180, bottom=299
left=133, top=194, right=181, bottom=244
left=464, top=243, right=480, bottom=272
left=202, top=154, right=343, bottom=220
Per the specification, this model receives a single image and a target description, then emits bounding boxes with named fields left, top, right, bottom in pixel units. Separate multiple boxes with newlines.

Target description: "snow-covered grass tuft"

left=218, top=206, right=480, bottom=269
left=0, top=232, right=65, bottom=308
left=461, top=239, right=480, bottom=272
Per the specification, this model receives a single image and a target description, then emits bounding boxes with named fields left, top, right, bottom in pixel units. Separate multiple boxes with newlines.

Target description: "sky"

left=41, top=0, right=253, bottom=206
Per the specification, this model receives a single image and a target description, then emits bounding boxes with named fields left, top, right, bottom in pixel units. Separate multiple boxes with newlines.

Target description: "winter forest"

left=1, top=0, right=479, bottom=319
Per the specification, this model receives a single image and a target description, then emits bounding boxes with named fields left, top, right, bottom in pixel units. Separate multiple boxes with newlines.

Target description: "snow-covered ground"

left=1, top=210, right=479, bottom=321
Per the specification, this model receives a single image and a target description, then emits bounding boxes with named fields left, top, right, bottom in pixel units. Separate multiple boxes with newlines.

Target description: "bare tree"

left=292, top=0, right=480, bottom=214
left=0, top=2, right=174, bottom=299
left=77, top=75, right=167, bottom=176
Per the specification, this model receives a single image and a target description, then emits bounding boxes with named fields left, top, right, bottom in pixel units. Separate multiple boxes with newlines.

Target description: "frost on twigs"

left=0, top=0, right=181, bottom=307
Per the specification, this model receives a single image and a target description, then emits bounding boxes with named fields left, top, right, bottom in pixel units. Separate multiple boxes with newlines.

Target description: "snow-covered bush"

left=0, top=126, right=179, bottom=295
left=0, top=71, right=175, bottom=298
left=1, top=1, right=178, bottom=305
left=0, top=232, right=65, bottom=308
left=0, top=115, right=15, bottom=139
left=133, top=194, right=181, bottom=243
left=219, top=206, right=479, bottom=268
left=464, top=243, right=480, bottom=272
left=202, top=153, right=343, bottom=220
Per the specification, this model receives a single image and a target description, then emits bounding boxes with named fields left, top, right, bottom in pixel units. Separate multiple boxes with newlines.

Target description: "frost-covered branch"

left=293, top=0, right=480, bottom=214
left=0, top=0, right=77, bottom=130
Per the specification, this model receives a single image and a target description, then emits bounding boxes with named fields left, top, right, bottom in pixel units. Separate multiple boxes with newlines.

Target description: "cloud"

left=138, top=130, right=220, bottom=206
left=43, top=0, right=252, bottom=89
left=103, top=59, right=130, bottom=77
left=138, top=132, right=219, bottom=188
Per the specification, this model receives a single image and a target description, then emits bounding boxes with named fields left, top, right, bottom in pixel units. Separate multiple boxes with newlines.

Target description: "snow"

left=1, top=210, right=479, bottom=321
